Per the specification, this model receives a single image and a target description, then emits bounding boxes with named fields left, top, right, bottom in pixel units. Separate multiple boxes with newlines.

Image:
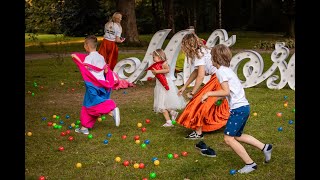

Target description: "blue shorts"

left=224, top=105, right=250, bottom=137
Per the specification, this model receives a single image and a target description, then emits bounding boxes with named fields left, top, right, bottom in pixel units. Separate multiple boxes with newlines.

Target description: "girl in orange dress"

left=177, top=33, right=230, bottom=139
left=98, top=12, right=125, bottom=70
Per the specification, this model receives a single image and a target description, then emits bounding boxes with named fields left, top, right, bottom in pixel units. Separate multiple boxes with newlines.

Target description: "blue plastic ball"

left=284, top=95, right=288, bottom=100
left=41, top=117, right=47, bottom=121
left=144, top=139, right=150, bottom=144
left=289, top=120, right=294, bottom=124
left=68, top=125, right=73, bottom=129
left=103, top=139, right=109, bottom=144
left=107, top=133, right=112, bottom=137
left=66, top=115, right=70, bottom=119
left=59, top=120, right=64, bottom=125
left=151, top=157, right=158, bottom=162
left=278, top=127, right=283, bottom=131
left=229, top=169, right=237, bottom=175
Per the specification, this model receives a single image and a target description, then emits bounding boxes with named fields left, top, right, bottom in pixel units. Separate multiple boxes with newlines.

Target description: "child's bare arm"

left=71, top=54, right=82, bottom=63
left=201, top=81, right=229, bottom=103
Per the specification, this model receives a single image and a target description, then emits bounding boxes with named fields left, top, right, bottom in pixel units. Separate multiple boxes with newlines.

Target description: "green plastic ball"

left=56, top=115, right=60, bottom=120
left=171, top=120, right=176, bottom=125
left=76, top=120, right=81, bottom=125
left=216, top=99, right=222, bottom=106
left=167, top=153, right=173, bottom=159
left=292, top=108, right=295, bottom=113
left=75, top=125, right=80, bottom=129
left=101, top=115, right=106, bottom=120
left=88, top=134, right=93, bottom=139
left=31, top=92, right=35, bottom=96
left=149, top=172, right=156, bottom=179
left=141, top=143, right=147, bottom=148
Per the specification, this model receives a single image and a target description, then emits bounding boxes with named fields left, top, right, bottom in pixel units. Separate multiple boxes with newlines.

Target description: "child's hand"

left=71, top=54, right=81, bottom=62
left=120, top=37, right=125, bottom=43
left=178, top=87, right=186, bottom=96
left=151, top=68, right=157, bottom=75
left=201, top=93, right=208, bottom=103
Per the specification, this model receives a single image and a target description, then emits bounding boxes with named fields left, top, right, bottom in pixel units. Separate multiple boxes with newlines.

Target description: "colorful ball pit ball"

left=65, top=115, right=70, bottom=119
left=115, top=157, right=121, bottom=162
left=71, top=123, right=75, bottom=127
left=133, top=163, right=139, bottom=169
left=181, top=151, right=188, bottom=156
left=123, top=160, right=130, bottom=166
left=167, top=153, right=173, bottom=159
left=103, top=140, right=109, bottom=144
left=151, top=157, right=158, bottom=162
left=27, top=132, right=32, bottom=136
left=88, top=134, right=93, bottom=139
left=173, top=153, right=179, bottom=159
left=58, top=146, right=64, bottom=151
left=122, top=135, right=127, bottom=139
left=76, top=163, right=82, bottom=168
left=134, top=135, right=140, bottom=140
left=101, top=115, right=106, bottom=120
left=289, top=120, right=294, bottom=124
left=66, top=130, right=71, bottom=134
left=149, top=172, right=157, bottom=179
left=154, top=160, right=160, bottom=166
left=278, top=127, right=283, bottom=131
left=229, top=169, right=237, bottom=175
left=41, top=117, right=47, bottom=121
left=141, top=143, right=147, bottom=148
left=144, top=140, right=150, bottom=144
left=107, top=133, right=112, bottom=137
left=139, top=163, right=145, bottom=169
left=135, top=140, right=141, bottom=144
left=141, top=127, right=147, bottom=132
left=39, top=176, right=46, bottom=180
left=137, top=123, right=142, bottom=128
left=68, top=136, right=74, bottom=141
left=75, top=120, right=81, bottom=125
left=47, top=122, right=53, bottom=126
left=145, top=119, right=151, bottom=123
left=171, top=120, right=176, bottom=125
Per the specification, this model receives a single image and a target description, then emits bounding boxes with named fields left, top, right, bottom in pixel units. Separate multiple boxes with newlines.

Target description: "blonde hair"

left=152, top=49, right=167, bottom=61
left=105, top=12, right=122, bottom=32
left=84, top=35, right=98, bottom=49
left=211, top=44, right=232, bottom=67
left=181, top=33, right=209, bottom=64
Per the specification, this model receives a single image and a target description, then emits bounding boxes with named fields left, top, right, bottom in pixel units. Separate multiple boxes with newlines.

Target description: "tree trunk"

left=151, top=0, right=161, bottom=30
left=116, top=0, right=140, bottom=44
left=287, top=16, right=295, bottom=38
left=162, top=0, right=175, bottom=37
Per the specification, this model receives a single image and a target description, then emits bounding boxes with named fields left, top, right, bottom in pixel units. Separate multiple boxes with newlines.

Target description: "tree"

left=280, top=0, right=295, bottom=37
left=162, top=0, right=175, bottom=36
left=116, top=0, right=141, bottom=45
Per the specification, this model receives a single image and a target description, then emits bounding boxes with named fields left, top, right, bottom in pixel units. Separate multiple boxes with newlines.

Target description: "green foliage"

left=254, top=39, right=295, bottom=50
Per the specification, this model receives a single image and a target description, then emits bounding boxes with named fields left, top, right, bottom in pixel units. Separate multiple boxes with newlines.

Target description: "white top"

left=192, top=47, right=217, bottom=75
left=84, top=51, right=106, bottom=81
left=216, top=66, right=249, bottom=109
left=103, top=22, right=122, bottom=41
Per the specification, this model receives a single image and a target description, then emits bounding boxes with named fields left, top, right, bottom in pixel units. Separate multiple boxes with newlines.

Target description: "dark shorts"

left=224, top=105, right=250, bottom=137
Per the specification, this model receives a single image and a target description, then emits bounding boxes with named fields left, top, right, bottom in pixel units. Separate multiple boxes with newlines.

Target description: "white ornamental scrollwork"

left=230, top=42, right=295, bottom=90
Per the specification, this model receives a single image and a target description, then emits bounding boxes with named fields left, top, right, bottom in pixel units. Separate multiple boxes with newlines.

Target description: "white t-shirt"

left=216, top=66, right=249, bottom=109
left=192, top=47, right=217, bottom=75
left=103, top=22, right=122, bottom=41
left=84, top=51, right=106, bottom=81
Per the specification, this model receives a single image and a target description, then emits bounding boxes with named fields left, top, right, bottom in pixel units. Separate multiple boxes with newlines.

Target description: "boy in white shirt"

left=199, top=44, right=273, bottom=174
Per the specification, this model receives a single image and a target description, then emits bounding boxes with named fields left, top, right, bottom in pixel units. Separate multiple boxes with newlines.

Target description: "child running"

left=198, top=44, right=273, bottom=174
left=149, top=49, right=187, bottom=127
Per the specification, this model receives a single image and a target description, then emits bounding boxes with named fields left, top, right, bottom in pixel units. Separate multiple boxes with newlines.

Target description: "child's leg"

left=224, top=135, right=254, bottom=164
left=162, top=109, right=173, bottom=127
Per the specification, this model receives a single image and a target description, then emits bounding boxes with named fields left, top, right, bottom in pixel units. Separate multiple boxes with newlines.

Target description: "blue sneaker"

left=195, top=141, right=207, bottom=151
left=200, top=147, right=217, bottom=157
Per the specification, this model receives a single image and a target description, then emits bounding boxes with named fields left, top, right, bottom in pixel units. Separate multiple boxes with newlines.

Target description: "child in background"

left=199, top=44, right=273, bottom=174
left=150, top=49, right=187, bottom=127
left=71, top=35, right=120, bottom=135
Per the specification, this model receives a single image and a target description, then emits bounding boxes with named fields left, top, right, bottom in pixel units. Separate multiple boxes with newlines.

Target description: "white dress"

left=153, top=73, right=187, bottom=113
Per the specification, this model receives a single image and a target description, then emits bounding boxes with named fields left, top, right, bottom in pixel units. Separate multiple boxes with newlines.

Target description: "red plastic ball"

left=47, top=122, right=53, bottom=126
left=66, top=130, right=71, bottom=134
left=58, top=146, right=64, bottom=151
left=123, top=160, right=130, bottom=166
left=141, top=127, right=147, bottom=132
left=181, top=151, right=188, bottom=156
left=134, top=135, right=140, bottom=140
left=139, top=163, right=145, bottom=169
left=145, top=119, right=151, bottom=123
left=68, top=136, right=74, bottom=141
left=60, top=132, right=66, bottom=136
left=39, top=176, right=45, bottom=180
left=122, top=135, right=127, bottom=139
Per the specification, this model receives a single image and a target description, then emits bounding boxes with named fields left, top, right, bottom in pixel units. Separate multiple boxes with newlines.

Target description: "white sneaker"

left=162, top=122, right=174, bottom=127
left=112, top=107, right=120, bottom=127
left=75, top=128, right=89, bottom=135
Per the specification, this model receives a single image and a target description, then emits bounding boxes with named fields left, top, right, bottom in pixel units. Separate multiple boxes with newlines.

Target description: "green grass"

left=25, top=52, right=295, bottom=179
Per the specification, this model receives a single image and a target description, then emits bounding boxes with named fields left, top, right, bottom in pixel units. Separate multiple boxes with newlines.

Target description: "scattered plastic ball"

left=39, top=176, right=45, bottom=180
left=76, top=163, right=82, bottom=168
left=134, top=135, right=140, bottom=140
left=278, top=127, right=283, bottom=131
left=88, top=134, right=93, bottom=139
left=141, top=143, right=147, bottom=148
left=215, top=99, right=222, bottom=106
left=47, top=122, right=53, bottom=126
left=57, top=125, right=62, bottom=129
left=97, top=117, right=102, bottom=122
left=289, top=120, right=294, bottom=124
left=154, top=160, right=160, bottom=166
left=107, top=133, right=112, bottom=138
left=139, top=163, right=145, bottom=169
left=65, top=115, right=70, bottom=119
left=31, top=92, right=35, bottom=96
left=284, top=103, right=288, bottom=107
left=61, top=82, right=64, bottom=86
left=284, top=95, right=288, bottom=100
left=115, top=157, right=121, bottom=162
left=145, top=119, right=151, bottom=124
left=52, top=123, right=57, bottom=126
left=181, top=151, right=188, bottom=156
left=68, top=125, right=73, bottom=129
left=142, top=178, right=148, bottom=180
left=53, top=124, right=59, bottom=129
left=101, top=115, right=106, bottom=120
left=123, top=91, right=127, bottom=94
left=253, top=112, right=257, bottom=116
left=141, top=127, right=147, bottom=132
left=122, top=135, right=127, bottom=139
left=66, top=130, right=71, bottom=134
left=137, top=123, right=142, bottom=128
left=276, top=112, right=282, bottom=117
left=229, top=169, right=237, bottom=175
left=292, top=108, right=295, bottom=113
left=68, top=136, right=74, bottom=141
left=56, top=116, right=60, bottom=120
left=151, top=157, right=158, bottom=162
left=133, top=163, right=139, bottom=169
left=135, top=140, right=141, bottom=144
left=144, top=140, right=150, bottom=145
left=60, top=132, right=66, bottom=136
left=58, top=146, right=64, bottom=151
left=172, top=120, right=177, bottom=125
left=27, top=132, right=32, bottom=136
left=75, top=125, right=80, bottom=129
left=59, top=120, right=64, bottom=125
left=41, top=117, right=47, bottom=121
left=123, top=160, right=130, bottom=166
left=173, top=153, right=179, bottom=159
left=167, top=153, right=173, bottom=159
left=33, top=82, right=38, bottom=87
left=71, top=123, right=75, bottom=127
left=149, top=172, right=156, bottom=179
left=53, top=115, right=57, bottom=119
left=75, top=120, right=81, bottom=125
left=103, top=139, right=109, bottom=144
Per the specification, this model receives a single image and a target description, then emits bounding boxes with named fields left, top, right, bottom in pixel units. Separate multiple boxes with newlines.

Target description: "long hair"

left=181, top=33, right=208, bottom=64
left=105, top=12, right=122, bottom=32
left=153, top=49, right=167, bottom=61
left=211, top=44, right=232, bottom=67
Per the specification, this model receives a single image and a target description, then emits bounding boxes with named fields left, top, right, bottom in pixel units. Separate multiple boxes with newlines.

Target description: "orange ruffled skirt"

left=98, top=39, right=118, bottom=70
left=176, top=74, right=230, bottom=132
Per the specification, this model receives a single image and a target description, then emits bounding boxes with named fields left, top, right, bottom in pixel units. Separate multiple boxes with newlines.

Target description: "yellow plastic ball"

left=52, top=115, right=57, bottom=119
left=27, top=132, right=32, bottom=136
left=115, top=157, right=121, bottom=162
left=284, top=103, right=288, bottom=107
left=135, top=140, right=140, bottom=144
left=61, top=82, right=64, bottom=86
left=154, top=160, right=160, bottom=166
left=137, top=123, right=142, bottom=128
left=76, top=163, right=82, bottom=168
left=253, top=112, right=257, bottom=116
left=133, top=163, right=139, bottom=169
left=97, top=117, right=102, bottom=122
left=52, top=123, right=57, bottom=126
left=71, top=123, right=75, bottom=127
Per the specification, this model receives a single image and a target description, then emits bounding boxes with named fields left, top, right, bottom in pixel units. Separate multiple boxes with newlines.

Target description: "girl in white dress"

left=150, top=49, right=187, bottom=127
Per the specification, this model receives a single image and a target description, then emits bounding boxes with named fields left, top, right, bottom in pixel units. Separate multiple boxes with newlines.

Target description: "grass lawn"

left=25, top=50, right=295, bottom=179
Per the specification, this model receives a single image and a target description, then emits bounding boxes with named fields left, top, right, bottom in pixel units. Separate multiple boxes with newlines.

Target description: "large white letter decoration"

left=230, top=42, right=295, bottom=90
